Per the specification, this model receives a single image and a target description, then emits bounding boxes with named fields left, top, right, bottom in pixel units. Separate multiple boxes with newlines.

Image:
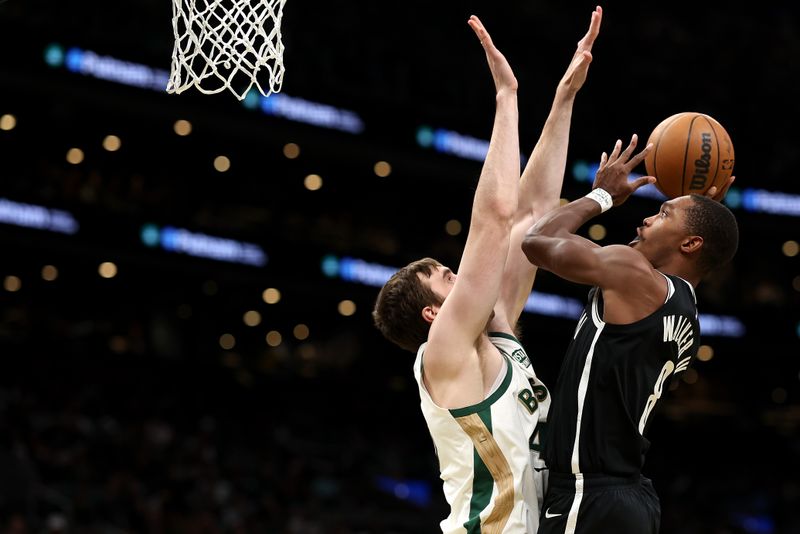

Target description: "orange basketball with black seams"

left=644, top=112, right=735, bottom=199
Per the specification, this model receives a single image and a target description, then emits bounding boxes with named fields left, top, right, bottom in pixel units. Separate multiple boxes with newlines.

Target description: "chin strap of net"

left=168, top=0, right=287, bottom=100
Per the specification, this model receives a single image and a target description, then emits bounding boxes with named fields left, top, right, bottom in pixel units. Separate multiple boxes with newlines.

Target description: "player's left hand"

left=592, top=134, right=656, bottom=206
left=468, top=15, right=518, bottom=95
left=705, top=175, right=735, bottom=202
left=559, top=6, right=602, bottom=95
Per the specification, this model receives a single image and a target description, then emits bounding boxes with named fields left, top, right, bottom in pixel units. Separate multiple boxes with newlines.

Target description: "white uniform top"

left=414, top=332, right=550, bottom=533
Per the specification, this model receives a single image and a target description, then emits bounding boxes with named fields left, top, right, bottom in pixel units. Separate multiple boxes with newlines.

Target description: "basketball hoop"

left=167, top=0, right=287, bottom=100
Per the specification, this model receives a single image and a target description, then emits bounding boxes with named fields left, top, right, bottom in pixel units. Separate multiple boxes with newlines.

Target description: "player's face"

left=629, top=196, right=693, bottom=267
left=422, top=265, right=457, bottom=303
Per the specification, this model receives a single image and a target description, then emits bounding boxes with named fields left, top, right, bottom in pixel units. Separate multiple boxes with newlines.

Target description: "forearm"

left=518, top=90, right=577, bottom=217
left=522, top=197, right=602, bottom=275
left=471, top=90, right=520, bottom=224
left=526, top=196, right=601, bottom=239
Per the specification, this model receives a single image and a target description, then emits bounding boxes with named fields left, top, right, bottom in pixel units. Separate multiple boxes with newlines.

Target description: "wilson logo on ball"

left=691, top=132, right=713, bottom=191
left=644, top=112, right=735, bottom=199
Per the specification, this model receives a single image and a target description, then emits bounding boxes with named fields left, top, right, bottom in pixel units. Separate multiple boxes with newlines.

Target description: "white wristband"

left=585, top=188, right=613, bottom=213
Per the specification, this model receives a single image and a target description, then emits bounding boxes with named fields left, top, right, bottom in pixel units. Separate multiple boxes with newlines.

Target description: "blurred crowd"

left=0, top=345, right=797, bottom=534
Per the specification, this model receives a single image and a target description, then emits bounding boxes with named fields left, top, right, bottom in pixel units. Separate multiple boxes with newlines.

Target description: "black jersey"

left=543, top=273, right=699, bottom=477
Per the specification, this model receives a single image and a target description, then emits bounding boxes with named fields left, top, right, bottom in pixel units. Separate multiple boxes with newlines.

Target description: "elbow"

left=525, top=216, right=552, bottom=239
left=492, top=197, right=518, bottom=226
left=474, top=194, right=517, bottom=230
left=522, top=221, right=562, bottom=268
left=485, top=200, right=517, bottom=231
left=521, top=232, right=544, bottom=266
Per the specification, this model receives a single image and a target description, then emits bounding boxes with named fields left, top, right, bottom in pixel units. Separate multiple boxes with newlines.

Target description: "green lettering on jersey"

left=511, top=348, right=530, bottom=367
left=529, top=422, right=548, bottom=453
left=532, top=384, right=548, bottom=402
left=517, top=389, right=538, bottom=414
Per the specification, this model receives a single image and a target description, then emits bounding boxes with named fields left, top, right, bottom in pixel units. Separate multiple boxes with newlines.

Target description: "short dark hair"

left=373, top=258, right=443, bottom=353
left=685, top=195, right=739, bottom=273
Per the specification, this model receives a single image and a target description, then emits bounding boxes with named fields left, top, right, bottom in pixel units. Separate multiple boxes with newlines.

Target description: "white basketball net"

left=168, top=0, right=286, bottom=100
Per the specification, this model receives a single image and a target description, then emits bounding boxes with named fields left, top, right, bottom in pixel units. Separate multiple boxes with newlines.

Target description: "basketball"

left=644, top=112, right=735, bottom=199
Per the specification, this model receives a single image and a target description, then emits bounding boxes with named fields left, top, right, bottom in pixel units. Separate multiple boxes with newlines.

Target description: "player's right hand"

left=468, top=16, right=518, bottom=95
left=592, top=134, right=655, bottom=206
left=559, top=6, right=602, bottom=95
left=705, top=175, right=735, bottom=202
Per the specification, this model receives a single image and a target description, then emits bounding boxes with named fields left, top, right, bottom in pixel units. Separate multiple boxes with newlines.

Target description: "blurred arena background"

left=0, top=1, right=798, bottom=532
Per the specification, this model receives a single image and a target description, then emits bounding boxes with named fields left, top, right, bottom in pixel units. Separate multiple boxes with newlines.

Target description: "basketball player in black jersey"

left=520, top=136, right=738, bottom=534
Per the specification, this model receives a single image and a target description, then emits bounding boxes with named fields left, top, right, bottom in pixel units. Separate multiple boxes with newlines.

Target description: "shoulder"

left=596, top=245, right=655, bottom=274
left=489, top=332, right=531, bottom=369
left=595, top=245, right=664, bottom=293
left=596, top=244, right=650, bottom=263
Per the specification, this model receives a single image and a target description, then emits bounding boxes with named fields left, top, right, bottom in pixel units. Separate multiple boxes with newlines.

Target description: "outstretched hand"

left=705, top=175, right=736, bottom=202
left=468, top=15, right=518, bottom=95
left=559, top=6, right=603, bottom=95
left=592, top=134, right=655, bottom=206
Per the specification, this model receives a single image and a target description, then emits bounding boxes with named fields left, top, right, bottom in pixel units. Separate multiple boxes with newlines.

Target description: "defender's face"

left=422, top=265, right=457, bottom=302
left=629, top=196, right=693, bottom=267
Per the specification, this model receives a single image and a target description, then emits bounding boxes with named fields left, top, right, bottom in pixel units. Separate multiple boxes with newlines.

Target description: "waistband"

left=547, top=472, right=649, bottom=492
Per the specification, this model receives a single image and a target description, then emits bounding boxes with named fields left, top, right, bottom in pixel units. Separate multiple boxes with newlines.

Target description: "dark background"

left=0, top=1, right=798, bottom=532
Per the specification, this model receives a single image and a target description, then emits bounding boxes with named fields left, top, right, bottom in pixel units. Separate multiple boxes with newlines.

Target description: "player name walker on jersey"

left=663, top=314, right=695, bottom=363
left=544, top=273, right=700, bottom=478
left=414, top=333, right=550, bottom=534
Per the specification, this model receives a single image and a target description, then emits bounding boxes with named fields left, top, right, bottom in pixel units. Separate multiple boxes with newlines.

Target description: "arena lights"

left=49, top=45, right=170, bottom=91
left=0, top=114, right=16, bottom=131
left=262, top=288, right=281, bottom=304
left=3, top=275, right=21, bottom=292
left=173, top=120, right=192, bottom=136
left=416, top=126, right=489, bottom=162
left=445, top=219, right=462, bottom=236
left=320, top=254, right=746, bottom=336
left=44, top=44, right=365, bottom=135
left=140, top=224, right=267, bottom=267
left=41, top=265, right=58, bottom=282
left=304, top=174, right=323, bottom=191
left=416, top=125, right=528, bottom=164
left=283, top=143, right=300, bottom=159
left=0, top=198, right=79, bottom=234
left=338, top=300, right=357, bottom=316
left=243, top=91, right=366, bottom=134
left=375, top=476, right=431, bottom=507
left=98, top=262, right=118, bottom=279
left=573, top=160, right=800, bottom=217
left=219, top=333, right=236, bottom=350
left=243, top=310, right=262, bottom=327
left=523, top=291, right=584, bottom=320
left=697, top=314, right=745, bottom=338
left=293, top=324, right=310, bottom=340
left=266, top=330, right=282, bottom=347
left=729, top=189, right=800, bottom=217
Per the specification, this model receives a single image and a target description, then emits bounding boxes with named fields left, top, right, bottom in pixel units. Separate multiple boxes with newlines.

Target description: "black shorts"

left=538, top=473, right=661, bottom=534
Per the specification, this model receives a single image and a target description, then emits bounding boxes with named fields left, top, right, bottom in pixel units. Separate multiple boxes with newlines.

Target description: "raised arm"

left=424, top=17, right=520, bottom=375
left=492, top=6, right=602, bottom=334
left=521, top=135, right=668, bottom=324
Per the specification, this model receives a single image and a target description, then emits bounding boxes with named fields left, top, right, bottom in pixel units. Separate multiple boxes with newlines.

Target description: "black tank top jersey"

left=543, top=273, right=700, bottom=477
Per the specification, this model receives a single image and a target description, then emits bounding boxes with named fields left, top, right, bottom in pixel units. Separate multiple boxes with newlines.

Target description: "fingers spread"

left=619, top=133, right=639, bottom=162
left=607, top=139, right=623, bottom=164
left=626, top=142, right=654, bottom=171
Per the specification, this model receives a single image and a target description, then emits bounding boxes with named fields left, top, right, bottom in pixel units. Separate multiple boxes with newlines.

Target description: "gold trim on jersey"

left=455, top=413, right=514, bottom=534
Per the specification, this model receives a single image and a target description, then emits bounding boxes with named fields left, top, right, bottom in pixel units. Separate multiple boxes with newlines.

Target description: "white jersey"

left=414, top=332, right=550, bottom=533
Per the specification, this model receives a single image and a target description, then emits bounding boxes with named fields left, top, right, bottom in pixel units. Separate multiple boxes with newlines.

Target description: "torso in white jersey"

left=414, top=332, right=550, bottom=533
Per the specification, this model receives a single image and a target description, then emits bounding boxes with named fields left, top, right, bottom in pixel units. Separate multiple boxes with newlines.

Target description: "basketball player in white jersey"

left=521, top=137, right=737, bottom=533
left=373, top=8, right=603, bottom=533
